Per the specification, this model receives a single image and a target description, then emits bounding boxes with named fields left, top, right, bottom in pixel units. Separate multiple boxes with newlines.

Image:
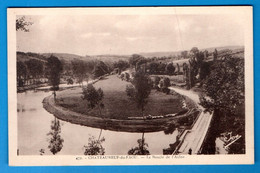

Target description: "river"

left=17, top=90, right=178, bottom=155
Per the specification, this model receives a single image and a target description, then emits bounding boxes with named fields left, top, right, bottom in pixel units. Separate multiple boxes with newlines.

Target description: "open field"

left=56, top=75, right=184, bottom=120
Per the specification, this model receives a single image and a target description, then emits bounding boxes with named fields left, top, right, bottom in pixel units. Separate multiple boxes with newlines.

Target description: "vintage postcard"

left=8, top=6, right=254, bottom=166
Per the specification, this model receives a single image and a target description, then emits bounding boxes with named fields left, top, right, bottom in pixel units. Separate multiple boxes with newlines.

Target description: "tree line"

left=17, top=59, right=45, bottom=87
left=16, top=52, right=116, bottom=88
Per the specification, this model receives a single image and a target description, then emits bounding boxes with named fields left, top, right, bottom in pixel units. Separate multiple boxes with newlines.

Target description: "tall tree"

left=125, top=72, right=152, bottom=119
left=184, top=47, right=205, bottom=89
left=182, top=62, right=189, bottom=86
left=71, top=59, right=89, bottom=86
left=82, top=84, right=104, bottom=117
left=82, top=85, right=105, bottom=153
left=213, top=49, right=218, bottom=61
left=46, top=55, right=63, bottom=99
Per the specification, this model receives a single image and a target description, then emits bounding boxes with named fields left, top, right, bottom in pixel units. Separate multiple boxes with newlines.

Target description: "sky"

left=16, top=14, right=245, bottom=56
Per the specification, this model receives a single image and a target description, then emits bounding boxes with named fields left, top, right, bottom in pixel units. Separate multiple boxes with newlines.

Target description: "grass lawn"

left=56, top=75, right=184, bottom=120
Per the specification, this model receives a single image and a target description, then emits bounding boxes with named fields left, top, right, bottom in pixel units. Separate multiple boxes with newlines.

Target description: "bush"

left=125, top=72, right=130, bottom=81
left=155, top=86, right=160, bottom=91
left=67, top=78, right=74, bottom=85
left=163, top=77, right=171, bottom=88
left=165, top=63, right=175, bottom=75
left=120, top=73, right=125, bottom=80
left=162, top=87, right=170, bottom=94
left=154, top=76, right=161, bottom=88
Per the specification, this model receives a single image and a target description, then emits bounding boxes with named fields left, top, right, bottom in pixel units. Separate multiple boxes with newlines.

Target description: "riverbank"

left=43, top=92, right=199, bottom=133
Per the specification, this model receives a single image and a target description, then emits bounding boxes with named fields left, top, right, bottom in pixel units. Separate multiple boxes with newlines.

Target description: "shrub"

left=162, top=87, right=170, bottom=94
left=125, top=72, right=130, bottom=81
left=67, top=78, right=74, bottom=85
left=120, top=73, right=125, bottom=80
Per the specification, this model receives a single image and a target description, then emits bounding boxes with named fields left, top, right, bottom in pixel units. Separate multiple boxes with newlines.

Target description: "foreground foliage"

left=200, top=56, right=245, bottom=154
left=84, top=136, right=105, bottom=155
left=128, top=133, right=150, bottom=155
left=47, top=119, right=64, bottom=155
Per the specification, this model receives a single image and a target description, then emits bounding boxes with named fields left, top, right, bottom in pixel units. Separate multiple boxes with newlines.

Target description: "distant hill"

left=17, top=45, right=244, bottom=63
left=17, top=52, right=130, bottom=63
left=139, top=51, right=180, bottom=58
left=41, top=53, right=90, bottom=62
left=17, top=52, right=47, bottom=62
left=201, top=45, right=244, bottom=53
left=139, top=45, right=244, bottom=58
left=91, top=54, right=131, bottom=62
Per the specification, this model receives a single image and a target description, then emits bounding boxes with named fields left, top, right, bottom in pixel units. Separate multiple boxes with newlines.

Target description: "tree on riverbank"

left=81, top=85, right=106, bottom=155
left=25, top=59, right=44, bottom=84
left=82, top=84, right=105, bottom=117
left=126, top=72, right=152, bottom=119
left=128, top=133, right=150, bottom=155
left=46, top=55, right=63, bottom=100
left=71, top=59, right=91, bottom=87
left=17, top=61, right=27, bottom=87
left=47, top=119, right=64, bottom=155
left=84, top=136, right=105, bottom=155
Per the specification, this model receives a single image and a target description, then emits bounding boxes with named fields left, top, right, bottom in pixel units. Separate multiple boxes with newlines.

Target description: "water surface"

left=18, top=90, right=177, bottom=155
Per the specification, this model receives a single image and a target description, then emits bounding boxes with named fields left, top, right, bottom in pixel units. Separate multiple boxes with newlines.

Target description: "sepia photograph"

left=8, top=7, right=254, bottom=166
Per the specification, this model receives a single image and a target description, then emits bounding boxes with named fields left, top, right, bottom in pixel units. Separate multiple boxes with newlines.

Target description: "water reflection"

left=47, top=118, right=64, bottom=155
left=128, top=133, right=150, bottom=155
left=84, top=129, right=105, bottom=155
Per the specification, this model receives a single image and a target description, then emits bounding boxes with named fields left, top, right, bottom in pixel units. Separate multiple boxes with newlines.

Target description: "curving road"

left=169, top=87, right=213, bottom=155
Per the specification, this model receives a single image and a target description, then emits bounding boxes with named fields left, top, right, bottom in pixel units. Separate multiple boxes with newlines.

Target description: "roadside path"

left=169, top=87, right=213, bottom=154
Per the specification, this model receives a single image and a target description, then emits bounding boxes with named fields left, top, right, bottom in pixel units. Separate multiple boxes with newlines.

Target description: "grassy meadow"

left=56, top=75, right=184, bottom=120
